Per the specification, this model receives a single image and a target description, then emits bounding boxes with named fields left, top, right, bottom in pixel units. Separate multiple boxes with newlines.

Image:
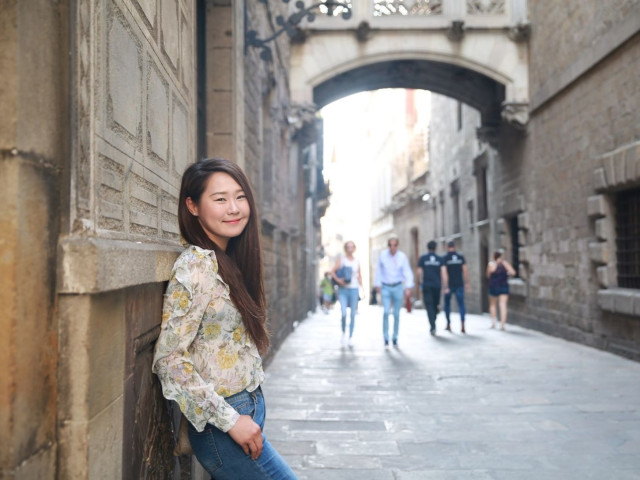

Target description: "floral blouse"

left=152, top=245, right=264, bottom=432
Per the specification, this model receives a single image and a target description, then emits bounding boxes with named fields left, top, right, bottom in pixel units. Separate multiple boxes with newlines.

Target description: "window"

left=451, top=180, right=460, bottom=234
left=616, top=188, right=640, bottom=289
left=476, top=165, right=488, bottom=220
left=439, top=190, right=445, bottom=237
left=509, top=216, right=519, bottom=278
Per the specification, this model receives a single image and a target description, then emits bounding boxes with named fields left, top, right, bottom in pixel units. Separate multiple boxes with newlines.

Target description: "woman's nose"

left=228, top=199, right=240, bottom=213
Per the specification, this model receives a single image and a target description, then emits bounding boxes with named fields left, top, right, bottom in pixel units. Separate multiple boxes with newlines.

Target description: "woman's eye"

left=237, top=194, right=247, bottom=200
left=215, top=198, right=226, bottom=203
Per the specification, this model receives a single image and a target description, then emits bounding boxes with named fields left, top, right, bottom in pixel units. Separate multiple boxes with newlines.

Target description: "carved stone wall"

left=57, top=0, right=198, bottom=477
left=502, top=1, right=640, bottom=359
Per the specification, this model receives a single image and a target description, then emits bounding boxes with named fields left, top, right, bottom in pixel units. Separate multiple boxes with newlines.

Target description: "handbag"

left=335, top=265, right=353, bottom=284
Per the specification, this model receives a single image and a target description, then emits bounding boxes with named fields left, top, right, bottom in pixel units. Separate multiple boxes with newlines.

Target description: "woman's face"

left=344, top=242, right=355, bottom=255
left=186, top=172, right=250, bottom=250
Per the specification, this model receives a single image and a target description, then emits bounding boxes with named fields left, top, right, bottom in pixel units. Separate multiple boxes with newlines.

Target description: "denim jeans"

left=188, top=387, right=297, bottom=480
left=444, top=286, right=466, bottom=324
left=338, top=287, right=359, bottom=337
left=422, top=286, right=441, bottom=330
left=381, top=283, right=404, bottom=342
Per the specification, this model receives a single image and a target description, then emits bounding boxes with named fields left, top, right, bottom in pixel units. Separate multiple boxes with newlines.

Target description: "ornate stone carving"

left=446, top=20, right=465, bottom=41
left=356, top=21, right=372, bottom=42
left=501, top=102, right=529, bottom=129
left=476, top=125, right=499, bottom=147
left=508, top=22, right=531, bottom=42
left=467, top=0, right=505, bottom=15
left=373, top=0, right=442, bottom=16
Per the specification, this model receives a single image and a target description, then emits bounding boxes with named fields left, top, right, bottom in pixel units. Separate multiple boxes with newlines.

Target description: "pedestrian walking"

left=152, top=158, right=297, bottom=480
left=486, top=250, right=516, bottom=330
left=331, top=241, right=363, bottom=347
left=417, top=240, right=447, bottom=335
left=319, top=271, right=335, bottom=313
left=443, top=240, right=469, bottom=334
left=374, top=235, right=415, bottom=347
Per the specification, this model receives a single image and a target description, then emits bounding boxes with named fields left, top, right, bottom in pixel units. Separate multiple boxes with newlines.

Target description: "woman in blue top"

left=486, top=250, right=516, bottom=330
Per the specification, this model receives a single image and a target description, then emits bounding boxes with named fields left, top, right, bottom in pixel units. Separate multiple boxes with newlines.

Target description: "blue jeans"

left=338, top=287, right=359, bottom=337
left=381, top=283, right=404, bottom=342
left=188, top=388, right=297, bottom=479
left=444, top=286, right=466, bottom=324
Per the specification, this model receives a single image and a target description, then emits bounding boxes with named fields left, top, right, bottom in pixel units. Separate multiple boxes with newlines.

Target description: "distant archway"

left=313, top=59, right=505, bottom=127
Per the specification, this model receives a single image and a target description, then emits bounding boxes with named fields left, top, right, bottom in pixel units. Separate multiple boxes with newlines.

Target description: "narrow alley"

left=263, top=306, right=640, bottom=480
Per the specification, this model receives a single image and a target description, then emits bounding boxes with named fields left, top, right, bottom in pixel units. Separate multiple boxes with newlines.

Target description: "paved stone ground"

left=261, top=305, right=640, bottom=480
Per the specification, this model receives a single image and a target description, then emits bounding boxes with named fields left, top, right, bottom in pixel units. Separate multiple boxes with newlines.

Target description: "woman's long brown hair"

left=178, top=158, right=269, bottom=354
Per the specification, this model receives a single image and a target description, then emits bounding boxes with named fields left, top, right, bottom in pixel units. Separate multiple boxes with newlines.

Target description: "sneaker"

left=430, top=328, right=436, bottom=336
left=392, top=339, right=398, bottom=347
left=461, top=324, right=466, bottom=334
left=341, top=334, right=347, bottom=346
left=384, top=340, right=389, bottom=347
left=348, top=337, right=354, bottom=347
left=445, top=324, right=452, bottom=332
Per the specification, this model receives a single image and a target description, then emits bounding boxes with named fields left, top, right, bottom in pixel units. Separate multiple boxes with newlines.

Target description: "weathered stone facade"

left=1, top=0, right=323, bottom=478
left=499, top=0, right=640, bottom=359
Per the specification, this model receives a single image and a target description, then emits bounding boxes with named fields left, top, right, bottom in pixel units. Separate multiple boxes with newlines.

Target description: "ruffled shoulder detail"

left=173, top=245, right=230, bottom=302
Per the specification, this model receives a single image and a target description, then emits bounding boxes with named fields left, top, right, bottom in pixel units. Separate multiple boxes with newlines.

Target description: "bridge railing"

left=302, top=0, right=528, bottom=30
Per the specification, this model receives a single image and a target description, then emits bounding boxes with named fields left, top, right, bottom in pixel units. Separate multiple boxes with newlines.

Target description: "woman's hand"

left=228, top=415, right=263, bottom=460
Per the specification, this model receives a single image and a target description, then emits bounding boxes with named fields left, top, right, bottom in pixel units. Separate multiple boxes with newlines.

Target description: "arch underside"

left=313, top=59, right=506, bottom=127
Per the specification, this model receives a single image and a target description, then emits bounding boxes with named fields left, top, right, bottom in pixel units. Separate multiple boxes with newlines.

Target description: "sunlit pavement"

left=261, top=304, right=640, bottom=480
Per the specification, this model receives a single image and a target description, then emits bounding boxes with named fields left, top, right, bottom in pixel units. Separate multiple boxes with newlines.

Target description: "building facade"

left=0, top=1, right=325, bottom=478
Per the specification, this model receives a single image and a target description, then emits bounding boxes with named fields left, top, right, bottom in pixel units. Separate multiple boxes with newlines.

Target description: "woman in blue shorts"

left=486, top=250, right=516, bottom=330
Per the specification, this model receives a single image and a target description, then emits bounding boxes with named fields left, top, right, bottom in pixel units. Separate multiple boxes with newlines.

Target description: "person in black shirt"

left=442, top=240, right=469, bottom=333
left=416, top=241, right=447, bottom=335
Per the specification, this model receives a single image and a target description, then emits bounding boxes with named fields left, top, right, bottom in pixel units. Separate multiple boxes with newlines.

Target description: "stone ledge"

left=597, top=288, right=640, bottom=317
left=508, top=278, right=528, bottom=297
left=58, top=236, right=182, bottom=294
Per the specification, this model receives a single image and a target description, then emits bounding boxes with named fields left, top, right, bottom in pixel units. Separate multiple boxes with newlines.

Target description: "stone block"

left=161, top=0, right=180, bottom=69
left=597, top=289, right=614, bottom=312
left=613, top=289, right=636, bottom=316
left=108, top=12, right=142, bottom=138
left=596, top=265, right=610, bottom=288
left=517, top=212, right=529, bottom=230
left=210, top=47, right=232, bottom=90
left=88, top=291, right=125, bottom=418
left=181, top=17, right=194, bottom=91
left=88, top=395, right=124, bottom=480
left=594, top=217, right=610, bottom=241
left=508, top=278, right=528, bottom=297
left=172, top=100, right=189, bottom=175
left=588, top=241, right=608, bottom=265
left=208, top=4, right=233, bottom=48
left=614, top=150, right=626, bottom=185
left=593, top=167, right=608, bottom=191
left=635, top=294, right=640, bottom=316
left=624, top=141, right=640, bottom=183
left=603, top=154, right=616, bottom=187
left=586, top=195, right=606, bottom=218
left=517, top=229, right=527, bottom=246
left=147, top=64, right=170, bottom=162
left=519, top=246, right=529, bottom=263
left=209, top=90, right=233, bottom=133
left=496, top=217, right=506, bottom=234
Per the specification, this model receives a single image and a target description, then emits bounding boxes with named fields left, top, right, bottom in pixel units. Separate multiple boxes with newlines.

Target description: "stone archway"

left=312, top=58, right=506, bottom=127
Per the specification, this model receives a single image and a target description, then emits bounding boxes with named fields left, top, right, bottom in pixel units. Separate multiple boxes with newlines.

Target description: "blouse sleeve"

left=152, top=252, right=240, bottom=432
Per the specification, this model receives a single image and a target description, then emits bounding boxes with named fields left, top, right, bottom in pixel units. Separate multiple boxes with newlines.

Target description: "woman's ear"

left=185, top=197, right=198, bottom=216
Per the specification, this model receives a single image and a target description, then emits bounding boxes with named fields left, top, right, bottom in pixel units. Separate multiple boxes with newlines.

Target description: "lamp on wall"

left=246, top=0, right=352, bottom=62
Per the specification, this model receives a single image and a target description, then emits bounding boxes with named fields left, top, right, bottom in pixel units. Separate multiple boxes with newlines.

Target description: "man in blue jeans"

left=442, top=240, right=470, bottom=333
left=374, top=235, right=415, bottom=347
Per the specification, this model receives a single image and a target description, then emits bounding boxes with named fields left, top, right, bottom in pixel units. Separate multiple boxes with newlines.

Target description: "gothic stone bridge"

left=291, top=0, right=530, bottom=131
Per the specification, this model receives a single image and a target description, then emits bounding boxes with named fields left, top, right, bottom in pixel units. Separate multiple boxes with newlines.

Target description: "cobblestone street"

left=262, top=305, right=640, bottom=479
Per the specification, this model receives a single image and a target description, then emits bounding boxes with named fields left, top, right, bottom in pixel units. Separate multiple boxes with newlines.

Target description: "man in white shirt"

left=374, top=235, right=415, bottom=347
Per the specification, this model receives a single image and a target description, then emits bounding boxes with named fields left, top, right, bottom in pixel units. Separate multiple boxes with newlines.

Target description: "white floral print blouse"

left=152, top=245, right=264, bottom=432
